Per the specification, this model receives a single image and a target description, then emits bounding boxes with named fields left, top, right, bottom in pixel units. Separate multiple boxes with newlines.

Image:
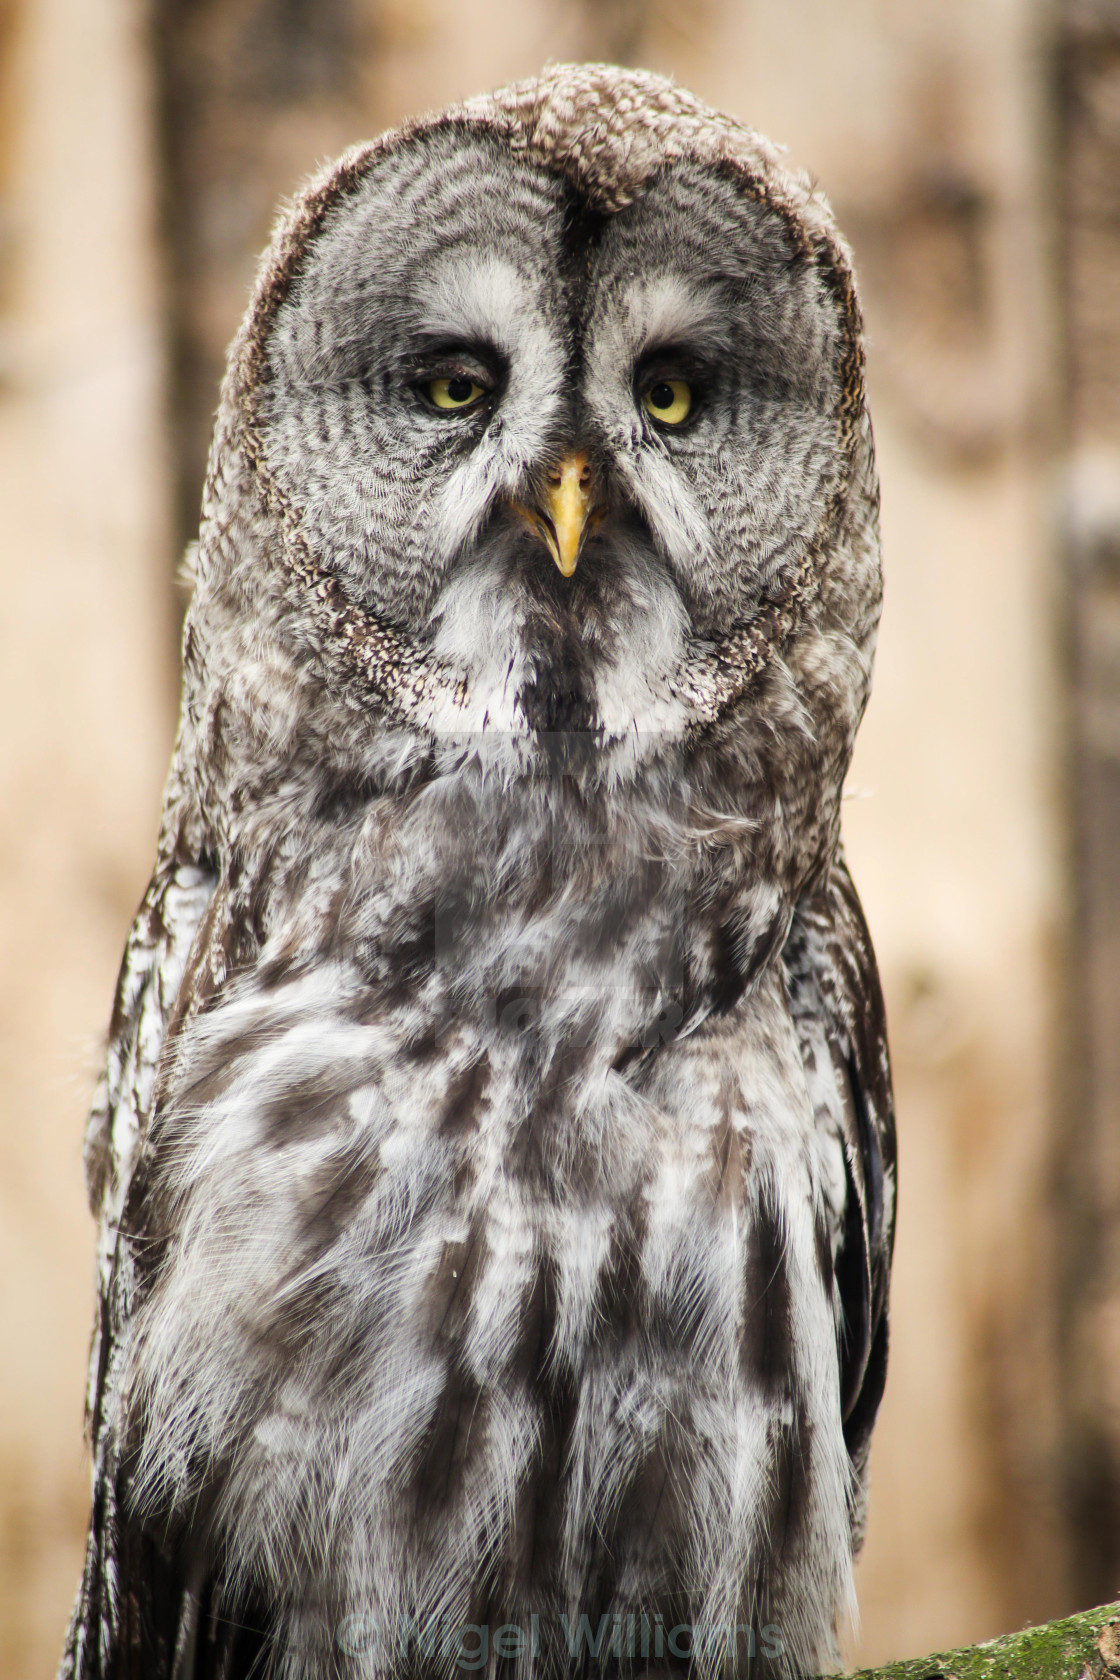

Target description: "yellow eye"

left=641, top=379, right=692, bottom=426
left=428, top=375, right=487, bottom=411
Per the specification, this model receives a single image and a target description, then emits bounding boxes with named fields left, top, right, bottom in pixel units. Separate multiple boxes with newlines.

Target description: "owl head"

left=183, top=63, right=879, bottom=872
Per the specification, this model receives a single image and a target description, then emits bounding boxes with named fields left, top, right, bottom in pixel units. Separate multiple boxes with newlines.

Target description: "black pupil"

left=447, top=376, right=475, bottom=403
left=649, top=382, right=675, bottom=411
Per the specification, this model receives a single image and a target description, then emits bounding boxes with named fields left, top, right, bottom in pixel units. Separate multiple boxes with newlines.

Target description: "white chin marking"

left=424, top=537, right=695, bottom=768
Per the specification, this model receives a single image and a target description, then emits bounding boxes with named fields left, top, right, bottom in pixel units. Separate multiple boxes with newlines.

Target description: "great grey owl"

left=62, top=63, right=895, bottom=1680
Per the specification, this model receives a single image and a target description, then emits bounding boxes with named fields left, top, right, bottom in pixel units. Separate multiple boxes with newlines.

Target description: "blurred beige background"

left=2, top=0, right=1118, bottom=1674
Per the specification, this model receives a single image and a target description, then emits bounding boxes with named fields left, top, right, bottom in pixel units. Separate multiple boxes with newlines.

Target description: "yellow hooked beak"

left=510, top=452, right=602, bottom=578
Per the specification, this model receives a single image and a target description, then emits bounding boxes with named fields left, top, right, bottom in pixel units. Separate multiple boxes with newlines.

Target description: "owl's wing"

left=783, top=851, right=897, bottom=1544
left=61, top=835, right=220, bottom=1680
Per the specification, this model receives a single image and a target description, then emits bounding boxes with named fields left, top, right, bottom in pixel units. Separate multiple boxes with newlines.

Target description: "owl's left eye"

left=426, top=376, right=488, bottom=412
left=641, top=379, right=692, bottom=426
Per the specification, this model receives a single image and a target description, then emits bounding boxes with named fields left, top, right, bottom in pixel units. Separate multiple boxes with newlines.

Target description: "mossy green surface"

left=843, top=1601, right=1120, bottom=1680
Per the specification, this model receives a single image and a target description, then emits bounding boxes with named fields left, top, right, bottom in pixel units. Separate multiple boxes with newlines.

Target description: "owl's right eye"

left=426, top=376, right=488, bottom=412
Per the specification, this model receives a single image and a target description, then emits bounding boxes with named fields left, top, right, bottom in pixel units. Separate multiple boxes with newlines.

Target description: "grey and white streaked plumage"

left=62, top=64, right=895, bottom=1680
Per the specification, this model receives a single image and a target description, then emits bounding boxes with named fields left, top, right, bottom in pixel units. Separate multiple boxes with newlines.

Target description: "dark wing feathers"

left=782, top=851, right=897, bottom=1519
left=61, top=850, right=221, bottom=1680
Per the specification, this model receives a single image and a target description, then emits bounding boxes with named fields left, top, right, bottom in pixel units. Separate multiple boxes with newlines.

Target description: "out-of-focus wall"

left=0, top=0, right=173, bottom=1672
left=0, top=0, right=1081, bottom=1675
left=1057, top=0, right=1120, bottom=1610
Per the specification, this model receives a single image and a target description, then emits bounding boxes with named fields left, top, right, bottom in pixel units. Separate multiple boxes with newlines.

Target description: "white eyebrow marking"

left=596, top=274, right=735, bottom=366
left=415, top=256, right=548, bottom=359
left=629, top=274, right=734, bottom=350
